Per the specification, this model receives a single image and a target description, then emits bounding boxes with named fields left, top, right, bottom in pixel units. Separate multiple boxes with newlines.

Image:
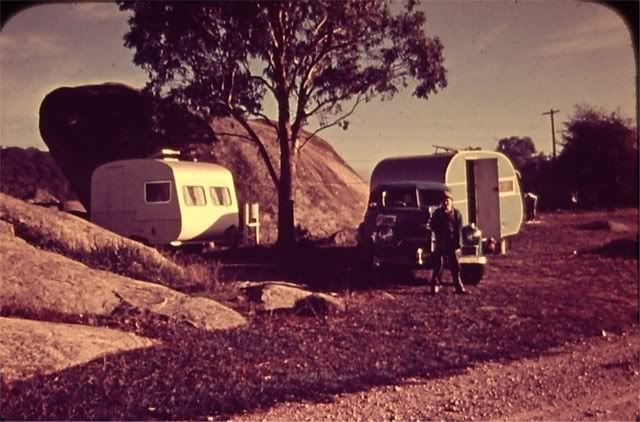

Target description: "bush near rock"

left=0, top=146, right=74, bottom=202
left=327, top=228, right=359, bottom=246
left=294, top=293, right=346, bottom=316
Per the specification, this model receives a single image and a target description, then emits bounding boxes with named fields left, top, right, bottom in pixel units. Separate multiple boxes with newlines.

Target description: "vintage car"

left=356, top=182, right=486, bottom=284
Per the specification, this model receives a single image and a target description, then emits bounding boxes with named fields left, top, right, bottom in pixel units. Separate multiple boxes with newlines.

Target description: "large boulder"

left=196, top=118, right=368, bottom=243
left=0, top=233, right=247, bottom=331
left=0, top=317, right=158, bottom=383
left=38, top=83, right=214, bottom=209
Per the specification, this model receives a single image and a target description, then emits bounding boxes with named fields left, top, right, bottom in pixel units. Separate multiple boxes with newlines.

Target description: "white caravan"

left=91, top=157, right=239, bottom=246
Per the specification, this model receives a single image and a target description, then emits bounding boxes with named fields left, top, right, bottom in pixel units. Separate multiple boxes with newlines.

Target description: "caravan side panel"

left=127, top=160, right=181, bottom=244
left=91, top=160, right=182, bottom=244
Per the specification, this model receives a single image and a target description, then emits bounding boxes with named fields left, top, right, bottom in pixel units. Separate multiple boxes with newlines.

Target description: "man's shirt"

left=430, top=207, right=462, bottom=252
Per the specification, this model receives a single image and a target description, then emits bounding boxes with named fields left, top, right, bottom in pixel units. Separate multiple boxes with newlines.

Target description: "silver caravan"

left=370, top=150, right=523, bottom=239
left=91, top=157, right=239, bottom=246
left=357, top=149, right=523, bottom=284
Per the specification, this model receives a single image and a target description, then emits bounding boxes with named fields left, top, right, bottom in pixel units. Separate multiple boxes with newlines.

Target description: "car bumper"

left=372, top=245, right=486, bottom=268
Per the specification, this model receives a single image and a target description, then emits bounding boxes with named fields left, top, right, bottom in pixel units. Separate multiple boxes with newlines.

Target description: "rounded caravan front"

left=91, top=158, right=239, bottom=245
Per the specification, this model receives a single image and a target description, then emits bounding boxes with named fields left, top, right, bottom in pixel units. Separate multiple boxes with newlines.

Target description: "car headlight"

left=375, top=226, right=395, bottom=243
left=461, top=223, right=482, bottom=245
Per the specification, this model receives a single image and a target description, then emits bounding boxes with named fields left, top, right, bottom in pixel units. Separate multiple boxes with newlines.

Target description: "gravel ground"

left=233, top=331, right=639, bottom=421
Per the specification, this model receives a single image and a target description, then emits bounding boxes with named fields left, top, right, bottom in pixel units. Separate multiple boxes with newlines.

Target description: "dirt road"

left=235, top=331, right=639, bottom=421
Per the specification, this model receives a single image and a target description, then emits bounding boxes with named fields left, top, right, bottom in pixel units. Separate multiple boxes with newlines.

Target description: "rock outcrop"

left=0, top=317, right=158, bottom=383
left=0, top=232, right=247, bottom=331
left=0, top=192, right=185, bottom=287
left=242, top=282, right=345, bottom=315
left=39, top=83, right=214, bottom=208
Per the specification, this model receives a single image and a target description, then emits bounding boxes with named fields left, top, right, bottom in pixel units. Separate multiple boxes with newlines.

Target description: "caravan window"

left=145, top=181, right=171, bottom=203
left=183, top=186, right=207, bottom=206
left=499, top=180, right=514, bottom=193
left=210, top=187, right=232, bottom=206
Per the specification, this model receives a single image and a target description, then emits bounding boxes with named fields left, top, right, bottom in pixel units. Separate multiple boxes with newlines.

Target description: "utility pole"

left=542, top=109, right=560, bottom=160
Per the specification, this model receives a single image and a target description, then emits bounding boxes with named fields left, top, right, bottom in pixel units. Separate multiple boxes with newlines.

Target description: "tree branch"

left=246, top=109, right=279, bottom=134
left=240, top=60, right=276, bottom=95
left=299, top=95, right=362, bottom=151
left=227, top=108, right=280, bottom=186
left=304, top=90, right=358, bottom=118
left=214, top=132, right=253, bottom=142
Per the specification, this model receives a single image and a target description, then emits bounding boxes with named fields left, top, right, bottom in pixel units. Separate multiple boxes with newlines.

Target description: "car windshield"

left=419, top=189, right=445, bottom=208
left=381, top=187, right=418, bottom=208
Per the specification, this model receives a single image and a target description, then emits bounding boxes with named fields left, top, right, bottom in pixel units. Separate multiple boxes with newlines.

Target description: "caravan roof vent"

left=150, top=148, right=181, bottom=161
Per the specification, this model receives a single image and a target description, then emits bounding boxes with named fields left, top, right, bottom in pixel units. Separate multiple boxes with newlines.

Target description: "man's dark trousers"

left=431, top=250, right=460, bottom=286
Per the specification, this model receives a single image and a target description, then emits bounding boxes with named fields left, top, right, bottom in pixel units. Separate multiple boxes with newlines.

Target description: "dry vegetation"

left=1, top=208, right=637, bottom=420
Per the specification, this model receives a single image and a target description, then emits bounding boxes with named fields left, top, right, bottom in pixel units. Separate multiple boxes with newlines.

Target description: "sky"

left=0, top=1, right=636, bottom=179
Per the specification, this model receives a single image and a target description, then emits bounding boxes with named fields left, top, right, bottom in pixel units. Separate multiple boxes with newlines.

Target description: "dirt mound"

left=38, top=83, right=367, bottom=243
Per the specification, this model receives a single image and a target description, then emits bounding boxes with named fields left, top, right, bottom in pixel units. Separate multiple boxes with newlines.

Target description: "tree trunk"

left=277, top=145, right=296, bottom=248
left=275, top=108, right=297, bottom=249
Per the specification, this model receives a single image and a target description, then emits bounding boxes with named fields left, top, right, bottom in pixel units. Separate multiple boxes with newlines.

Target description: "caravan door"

left=466, top=158, right=501, bottom=239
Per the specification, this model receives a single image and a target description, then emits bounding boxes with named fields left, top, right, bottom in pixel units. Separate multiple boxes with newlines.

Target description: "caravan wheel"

left=224, top=226, right=240, bottom=248
left=460, top=263, right=485, bottom=285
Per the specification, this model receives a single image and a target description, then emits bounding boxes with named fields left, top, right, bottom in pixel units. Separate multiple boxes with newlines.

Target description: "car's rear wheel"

left=460, top=263, right=485, bottom=285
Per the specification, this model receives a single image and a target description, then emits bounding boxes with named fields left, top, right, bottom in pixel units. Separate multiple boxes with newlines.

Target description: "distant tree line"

left=496, top=105, right=638, bottom=210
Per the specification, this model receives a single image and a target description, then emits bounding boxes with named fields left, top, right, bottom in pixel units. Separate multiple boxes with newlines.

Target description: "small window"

left=210, top=187, right=232, bottom=206
left=145, top=181, right=171, bottom=203
left=499, top=180, right=514, bottom=193
left=183, top=186, right=207, bottom=206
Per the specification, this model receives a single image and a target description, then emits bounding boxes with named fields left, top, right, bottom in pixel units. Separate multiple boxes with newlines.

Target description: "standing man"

left=429, top=191, right=466, bottom=294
